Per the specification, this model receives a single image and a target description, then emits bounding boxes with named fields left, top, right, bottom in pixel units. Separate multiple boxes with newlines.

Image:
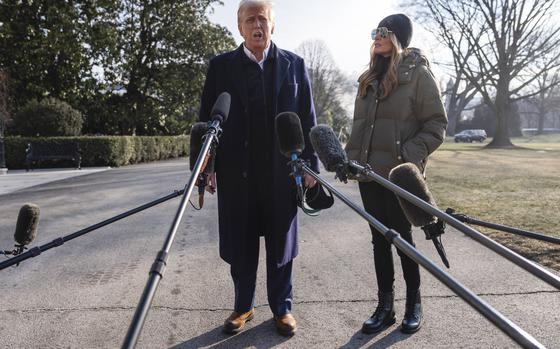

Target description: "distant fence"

left=522, top=128, right=560, bottom=136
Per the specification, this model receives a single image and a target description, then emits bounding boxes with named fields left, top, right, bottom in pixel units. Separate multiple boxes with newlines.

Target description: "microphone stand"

left=446, top=208, right=560, bottom=245
left=345, top=160, right=560, bottom=291
left=121, top=120, right=222, bottom=349
left=0, top=190, right=185, bottom=271
left=294, top=161, right=545, bottom=349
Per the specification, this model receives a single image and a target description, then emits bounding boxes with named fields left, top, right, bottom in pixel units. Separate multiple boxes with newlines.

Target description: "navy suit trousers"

left=229, top=167, right=294, bottom=316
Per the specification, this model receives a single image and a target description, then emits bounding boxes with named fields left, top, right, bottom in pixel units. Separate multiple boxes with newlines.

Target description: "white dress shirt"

left=243, top=44, right=270, bottom=70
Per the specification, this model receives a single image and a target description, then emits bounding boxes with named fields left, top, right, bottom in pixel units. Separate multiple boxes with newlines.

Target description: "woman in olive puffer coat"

left=345, top=14, right=447, bottom=335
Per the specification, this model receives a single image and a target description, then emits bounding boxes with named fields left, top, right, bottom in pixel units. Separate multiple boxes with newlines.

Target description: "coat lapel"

left=275, top=45, right=290, bottom=99
left=230, top=45, right=248, bottom=109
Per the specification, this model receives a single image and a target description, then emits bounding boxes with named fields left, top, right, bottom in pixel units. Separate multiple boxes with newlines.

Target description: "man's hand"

left=303, top=173, right=317, bottom=188
left=206, top=172, right=217, bottom=194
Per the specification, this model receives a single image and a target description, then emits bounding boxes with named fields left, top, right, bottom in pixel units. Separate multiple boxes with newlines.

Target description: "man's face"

left=238, top=5, right=274, bottom=53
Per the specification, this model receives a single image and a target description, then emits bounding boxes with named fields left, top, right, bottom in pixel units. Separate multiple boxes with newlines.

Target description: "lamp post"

left=0, top=116, right=6, bottom=174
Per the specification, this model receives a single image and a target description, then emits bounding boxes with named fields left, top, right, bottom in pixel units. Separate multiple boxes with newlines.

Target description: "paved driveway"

left=0, top=159, right=558, bottom=348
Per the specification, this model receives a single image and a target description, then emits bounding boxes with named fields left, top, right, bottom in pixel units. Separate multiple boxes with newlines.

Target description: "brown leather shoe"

left=223, top=309, right=254, bottom=334
left=274, top=313, right=297, bottom=336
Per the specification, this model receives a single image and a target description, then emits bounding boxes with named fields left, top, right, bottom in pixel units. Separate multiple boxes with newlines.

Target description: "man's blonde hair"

left=237, top=0, right=275, bottom=23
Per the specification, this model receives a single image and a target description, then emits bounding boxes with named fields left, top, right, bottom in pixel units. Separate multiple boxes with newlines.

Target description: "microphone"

left=209, top=92, right=231, bottom=126
left=309, top=125, right=355, bottom=181
left=275, top=112, right=305, bottom=200
left=388, top=163, right=437, bottom=226
left=190, top=122, right=214, bottom=208
left=15, top=204, right=40, bottom=246
left=189, top=122, right=209, bottom=171
left=389, top=163, right=450, bottom=268
left=2, top=203, right=40, bottom=256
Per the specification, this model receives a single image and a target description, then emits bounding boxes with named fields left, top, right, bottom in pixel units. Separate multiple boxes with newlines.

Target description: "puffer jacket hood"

left=397, top=48, right=430, bottom=84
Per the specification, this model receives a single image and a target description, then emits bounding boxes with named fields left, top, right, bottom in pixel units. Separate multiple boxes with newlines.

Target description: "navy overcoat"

left=199, top=43, right=319, bottom=267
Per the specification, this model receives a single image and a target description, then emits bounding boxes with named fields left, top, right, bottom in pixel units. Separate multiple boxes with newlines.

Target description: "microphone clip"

left=422, top=219, right=445, bottom=240
left=1, top=244, right=27, bottom=257
left=334, top=164, right=349, bottom=183
left=287, top=158, right=307, bottom=179
left=206, top=119, right=224, bottom=138
left=339, top=160, right=369, bottom=182
left=422, top=219, right=450, bottom=268
left=287, top=158, right=308, bottom=203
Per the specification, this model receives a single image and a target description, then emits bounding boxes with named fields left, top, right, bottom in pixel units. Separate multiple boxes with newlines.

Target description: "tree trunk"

left=488, top=74, right=514, bottom=147
left=488, top=112, right=513, bottom=146
left=446, top=106, right=460, bottom=136
left=537, top=106, right=546, bottom=135
left=488, top=88, right=514, bottom=147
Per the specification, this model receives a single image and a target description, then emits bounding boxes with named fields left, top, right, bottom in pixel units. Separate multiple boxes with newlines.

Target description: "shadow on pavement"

left=339, top=327, right=410, bottom=349
left=170, top=319, right=292, bottom=349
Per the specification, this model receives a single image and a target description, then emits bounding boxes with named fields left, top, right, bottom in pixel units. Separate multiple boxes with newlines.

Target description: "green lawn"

left=427, top=134, right=560, bottom=270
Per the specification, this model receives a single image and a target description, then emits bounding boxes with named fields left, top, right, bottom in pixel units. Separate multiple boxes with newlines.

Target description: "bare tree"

left=526, top=63, right=560, bottom=134
left=405, top=0, right=560, bottom=147
left=295, top=40, right=353, bottom=127
left=442, top=72, right=478, bottom=136
left=430, top=25, right=482, bottom=136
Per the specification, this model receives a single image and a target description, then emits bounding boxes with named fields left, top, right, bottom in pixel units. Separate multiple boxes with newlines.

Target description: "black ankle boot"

left=362, top=291, right=396, bottom=334
left=401, top=289, right=422, bottom=333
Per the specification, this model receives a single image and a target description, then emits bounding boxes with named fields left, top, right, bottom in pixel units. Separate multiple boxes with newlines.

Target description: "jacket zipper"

left=364, top=98, right=380, bottom=164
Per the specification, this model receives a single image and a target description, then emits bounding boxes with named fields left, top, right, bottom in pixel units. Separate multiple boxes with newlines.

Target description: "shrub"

left=4, top=135, right=189, bottom=169
left=11, top=98, right=83, bottom=137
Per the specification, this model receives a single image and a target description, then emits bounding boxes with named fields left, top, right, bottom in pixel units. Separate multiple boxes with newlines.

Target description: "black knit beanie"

left=378, top=14, right=413, bottom=48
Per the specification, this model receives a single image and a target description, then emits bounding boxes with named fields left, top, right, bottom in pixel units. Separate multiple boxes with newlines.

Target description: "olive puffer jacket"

left=345, top=48, right=447, bottom=179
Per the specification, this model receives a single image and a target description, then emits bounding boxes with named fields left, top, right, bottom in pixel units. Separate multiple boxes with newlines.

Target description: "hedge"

left=4, top=135, right=189, bottom=169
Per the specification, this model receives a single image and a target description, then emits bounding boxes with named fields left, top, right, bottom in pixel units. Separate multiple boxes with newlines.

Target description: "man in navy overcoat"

left=199, top=0, right=318, bottom=337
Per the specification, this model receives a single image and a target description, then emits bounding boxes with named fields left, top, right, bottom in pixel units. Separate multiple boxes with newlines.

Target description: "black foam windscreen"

left=275, top=112, right=305, bottom=158
left=14, top=203, right=40, bottom=246
left=389, top=163, right=437, bottom=227
left=189, top=122, right=208, bottom=171
left=309, top=125, right=348, bottom=172
left=210, top=92, right=231, bottom=124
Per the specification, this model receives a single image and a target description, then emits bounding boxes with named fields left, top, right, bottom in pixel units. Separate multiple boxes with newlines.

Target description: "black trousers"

left=359, top=181, right=421, bottom=293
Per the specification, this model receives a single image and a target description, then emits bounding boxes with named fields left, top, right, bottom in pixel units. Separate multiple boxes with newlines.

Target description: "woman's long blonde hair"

left=358, top=33, right=406, bottom=99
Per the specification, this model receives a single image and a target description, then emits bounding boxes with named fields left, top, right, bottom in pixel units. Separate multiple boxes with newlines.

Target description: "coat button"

left=242, top=171, right=247, bottom=178
left=396, top=140, right=400, bottom=145
left=397, top=156, right=402, bottom=160
left=370, top=124, right=374, bottom=128
left=244, top=140, right=248, bottom=148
